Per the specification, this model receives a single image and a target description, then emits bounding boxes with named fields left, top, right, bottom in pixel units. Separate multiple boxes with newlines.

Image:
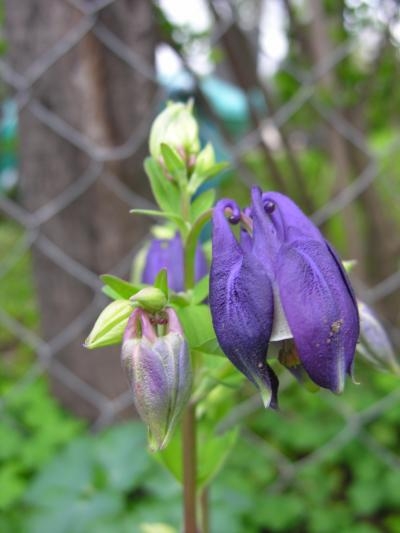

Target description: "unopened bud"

left=131, top=287, right=167, bottom=313
left=357, top=301, right=400, bottom=375
left=149, top=101, right=200, bottom=161
left=122, top=308, right=192, bottom=451
left=85, top=299, right=132, bottom=349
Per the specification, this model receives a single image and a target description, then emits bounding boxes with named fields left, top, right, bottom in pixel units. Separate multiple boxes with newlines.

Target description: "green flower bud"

left=130, top=287, right=167, bottom=313
left=194, top=143, right=216, bottom=175
left=85, top=299, right=132, bottom=349
left=122, top=308, right=192, bottom=451
left=149, top=101, right=200, bottom=161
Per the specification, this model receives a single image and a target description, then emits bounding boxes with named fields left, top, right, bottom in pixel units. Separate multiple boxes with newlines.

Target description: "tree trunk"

left=5, top=0, right=156, bottom=419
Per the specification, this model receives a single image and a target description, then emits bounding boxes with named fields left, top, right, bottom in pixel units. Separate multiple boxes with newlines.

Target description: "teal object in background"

left=0, top=99, right=18, bottom=194
left=199, top=76, right=250, bottom=136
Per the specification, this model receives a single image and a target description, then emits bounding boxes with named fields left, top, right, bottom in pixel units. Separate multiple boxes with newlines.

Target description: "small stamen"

left=240, top=212, right=253, bottom=234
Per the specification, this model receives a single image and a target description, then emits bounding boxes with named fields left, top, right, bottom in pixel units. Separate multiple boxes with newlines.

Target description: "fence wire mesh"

left=1, top=0, right=400, bottom=513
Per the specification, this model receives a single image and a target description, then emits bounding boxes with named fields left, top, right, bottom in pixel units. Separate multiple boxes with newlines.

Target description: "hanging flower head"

left=209, top=187, right=360, bottom=407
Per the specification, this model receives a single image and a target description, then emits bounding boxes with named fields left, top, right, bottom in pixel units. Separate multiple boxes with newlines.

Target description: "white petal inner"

left=270, top=288, right=293, bottom=342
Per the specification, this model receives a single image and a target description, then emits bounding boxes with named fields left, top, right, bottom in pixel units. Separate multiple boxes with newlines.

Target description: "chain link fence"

left=1, top=0, right=400, bottom=516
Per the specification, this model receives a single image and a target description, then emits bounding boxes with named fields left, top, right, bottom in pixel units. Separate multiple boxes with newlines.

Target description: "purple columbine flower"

left=210, top=187, right=360, bottom=406
left=142, top=233, right=208, bottom=292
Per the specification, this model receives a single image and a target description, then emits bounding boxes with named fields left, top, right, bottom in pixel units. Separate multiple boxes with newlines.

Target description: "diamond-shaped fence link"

left=1, top=0, right=400, bottom=506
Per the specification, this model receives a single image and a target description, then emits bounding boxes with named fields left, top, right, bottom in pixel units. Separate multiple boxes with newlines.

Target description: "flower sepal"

left=85, top=299, right=133, bottom=349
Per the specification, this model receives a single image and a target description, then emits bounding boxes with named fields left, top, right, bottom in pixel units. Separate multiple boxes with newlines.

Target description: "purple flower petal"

left=210, top=199, right=278, bottom=407
left=261, top=190, right=324, bottom=244
left=275, top=240, right=359, bottom=392
left=142, top=233, right=208, bottom=292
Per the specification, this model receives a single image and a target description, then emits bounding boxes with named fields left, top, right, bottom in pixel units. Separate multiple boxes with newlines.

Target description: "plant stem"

left=182, top=206, right=213, bottom=532
left=182, top=404, right=198, bottom=533
left=184, top=209, right=213, bottom=290
left=200, top=488, right=210, bottom=533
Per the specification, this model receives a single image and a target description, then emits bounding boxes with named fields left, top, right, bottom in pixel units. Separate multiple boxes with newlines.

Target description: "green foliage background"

left=1, top=221, right=400, bottom=533
left=2, top=0, right=400, bottom=531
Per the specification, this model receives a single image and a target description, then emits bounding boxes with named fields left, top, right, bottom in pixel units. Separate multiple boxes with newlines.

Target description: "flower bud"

left=357, top=301, right=400, bottom=375
left=85, top=300, right=132, bottom=349
left=131, top=287, right=167, bottom=313
left=149, top=101, right=200, bottom=162
left=122, top=308, right=192, bottom=451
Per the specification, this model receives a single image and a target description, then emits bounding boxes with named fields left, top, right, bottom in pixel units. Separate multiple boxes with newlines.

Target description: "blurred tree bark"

left=5, top=0, right=156, bottom=419
left=307, top=0, right=366, bottom=273
left=306, top=0, right=399, bottom=321
left=208, top=0, right=314, bottom=212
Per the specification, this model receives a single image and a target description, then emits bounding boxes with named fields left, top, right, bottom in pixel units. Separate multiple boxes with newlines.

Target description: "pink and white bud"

left=121, top=308, right=192, bottom=451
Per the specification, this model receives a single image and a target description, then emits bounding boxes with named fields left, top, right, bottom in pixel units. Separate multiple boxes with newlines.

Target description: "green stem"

left=182, top=206, right=213, bottom=532
left=181, top=187, right=191, bottom=227
left=184, top=209, right=213, bottom=290
left=182, top=404, right=198, bottom=533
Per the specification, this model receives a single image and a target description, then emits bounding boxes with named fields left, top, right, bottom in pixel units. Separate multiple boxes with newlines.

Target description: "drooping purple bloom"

left=142, top=233, right=208, bottom=292
left=210, top=187, right=359, bottom=406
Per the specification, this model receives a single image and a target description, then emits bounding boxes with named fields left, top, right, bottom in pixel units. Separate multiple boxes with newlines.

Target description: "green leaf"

left=101, top=274, right=142, bottom=300
left=0, top=463, right=26, bottom=509
left=101, top=285, right=124, bottom=301
left=144, top=157, right=181, bottom=213
left=85, top=300, right=132, bottom=349
left=190, top=190, right=216, bottom=223
left=169, top=293, right=191, bottom=307
left=195, top=338, right=224, bottom=357
left=189, top=157, right=229, bottom=195
left=197, top=425, right=238, bottom=487
left=130, top=209, right=188, bottom=235
left=160, top=143, right=187, bottom=187
left=156, top=417, right=238, bottom=488
left=94, top=423, right=149, bottom=492
left=175, top=305, right=214, bottom=349
left=154, top=269, right=169, bottom=299
left=192, top=275, right=209, bottom=305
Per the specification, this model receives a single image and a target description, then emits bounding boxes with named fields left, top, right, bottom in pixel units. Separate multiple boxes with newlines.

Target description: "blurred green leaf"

left=130, top=209, right=188, bottom=235
left=144, top=157, right=181, bottom=214
left=160, top=143, right=187, bottom=187
left=190, top=190, right=216, bottom=223
left=101, top=275, right=142, bottom=300
left=156, top=421, right=238, bottom=488
left=175, top=304, right=214, bottom=349
left=153, top=269, right=169, bottom=299
left=94, top=423, right=149, bottom=492
left=191, top=274, right=209, bottom=305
